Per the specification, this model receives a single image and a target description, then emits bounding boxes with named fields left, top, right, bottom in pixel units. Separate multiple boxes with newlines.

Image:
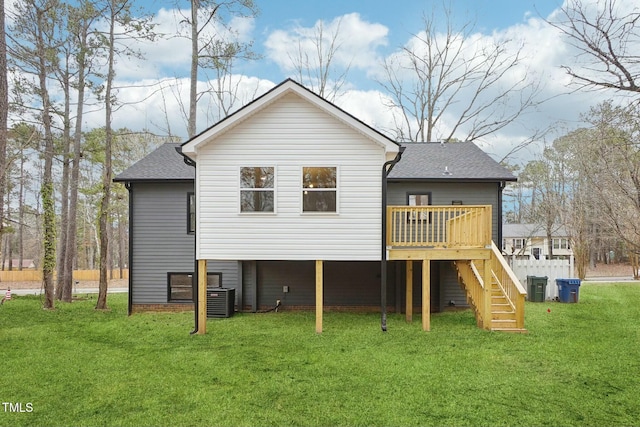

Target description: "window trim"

left=301, top=166, right=339, bottom=214
left=187, top=192, right=195, bottom=234
left=167, top=272, right=222, bottom=303
left=512, top=238, right=526, bottom=250
left=239, top=166, right=276, bottom=214
left=406, top=191, right=432, bottom=222
left=553, top=238, right=570, bottom=250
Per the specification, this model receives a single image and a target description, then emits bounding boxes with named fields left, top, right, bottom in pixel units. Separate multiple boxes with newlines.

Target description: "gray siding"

left=130, top=182, right=238, bottom=304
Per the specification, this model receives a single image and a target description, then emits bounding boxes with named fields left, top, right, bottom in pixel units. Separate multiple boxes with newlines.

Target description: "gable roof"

left=389, top=142, right=516, bottom=182
left=503, top=223, right=569, bottom=238
left=180, top=79, right=401, bottom=158
left=114, top=143, right=193, bottom=182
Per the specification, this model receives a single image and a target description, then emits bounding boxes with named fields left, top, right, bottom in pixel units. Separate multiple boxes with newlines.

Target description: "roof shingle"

left=114, top=143, right=194, bottom=182
left=389, top=142, right=516, bottom=181
left=114, top=141, right=515, bottom=183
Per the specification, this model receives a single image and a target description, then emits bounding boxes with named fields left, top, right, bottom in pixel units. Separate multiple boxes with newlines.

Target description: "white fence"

left=509, top=257, right=575, bottom=301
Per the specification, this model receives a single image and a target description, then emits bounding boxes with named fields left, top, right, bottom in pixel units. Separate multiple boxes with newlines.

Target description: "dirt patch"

left=586, top=263, right=635, bottom=278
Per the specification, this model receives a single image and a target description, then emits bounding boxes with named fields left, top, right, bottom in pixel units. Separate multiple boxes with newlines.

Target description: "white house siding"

left=195, top=92, right=386, bottom=261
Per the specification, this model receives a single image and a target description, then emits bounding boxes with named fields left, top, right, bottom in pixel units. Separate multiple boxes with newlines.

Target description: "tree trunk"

left=56, top=74, right=71, bottom=301
left=96, top=0, right=116, bottom=310
left=0, top=0, right=8, bottom=260
left=36, top=7, right=56, bottom=310
left=188, top=0, right=199, bottom=138
left=62, top=21, right=90, bottom=303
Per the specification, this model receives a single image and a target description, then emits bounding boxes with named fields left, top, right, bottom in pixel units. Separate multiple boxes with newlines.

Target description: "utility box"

left=526, top=276, right=548, bottom=302
left=556, top=279, right=581, bottom=303
left=206, top=288, right=235, bottom=318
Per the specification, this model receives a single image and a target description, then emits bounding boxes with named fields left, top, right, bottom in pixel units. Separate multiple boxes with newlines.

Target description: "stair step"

left=492, top=303, right=512, bottom=310
left=491, top=319, right=517, bottom=328
left=492, top=311, right=516, bottom=320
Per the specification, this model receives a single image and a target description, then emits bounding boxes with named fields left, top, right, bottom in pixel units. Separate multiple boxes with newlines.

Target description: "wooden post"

left=422, top=259, right=430, bottom=331
left=197, top=259, right=207, bottom=335
left=405, top=260, right=413, bottom=322
left=316, top=260, right=323, bottom=333
left=483, top=259, right=492, bottom=331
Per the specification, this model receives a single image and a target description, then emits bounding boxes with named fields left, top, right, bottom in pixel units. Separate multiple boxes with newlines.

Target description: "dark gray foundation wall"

left=239, top=260, right=468, bottom=312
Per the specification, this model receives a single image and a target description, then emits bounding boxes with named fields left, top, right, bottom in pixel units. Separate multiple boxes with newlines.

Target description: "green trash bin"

left=526, top=275, right=547, bottom=302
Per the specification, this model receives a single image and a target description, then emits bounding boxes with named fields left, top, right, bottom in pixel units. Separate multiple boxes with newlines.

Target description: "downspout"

left=381, top=146, right=405, bottom=332
left=125, top=182, right=133, bottom=316
left=498, top=181, right=505, bottom=246
left=176, top=147, right=198, bottom=335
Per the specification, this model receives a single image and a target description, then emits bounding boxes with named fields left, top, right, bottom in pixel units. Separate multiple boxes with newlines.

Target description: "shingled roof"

left=114, top=143, right=193, bottom=182
left=389, top=142, right=516, bottom=181
left=114, top=141, right=515, bottom=183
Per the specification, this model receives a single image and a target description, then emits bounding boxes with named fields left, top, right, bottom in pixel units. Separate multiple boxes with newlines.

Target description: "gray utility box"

left=206, top=288, right=235, bottom=318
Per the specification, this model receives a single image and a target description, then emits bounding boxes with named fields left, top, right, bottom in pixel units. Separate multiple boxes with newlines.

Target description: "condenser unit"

left=206, top=288, right=235, bottom=318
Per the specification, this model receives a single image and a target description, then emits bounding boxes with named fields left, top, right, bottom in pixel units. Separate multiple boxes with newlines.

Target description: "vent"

left=206, top=288, right=235, bottom=318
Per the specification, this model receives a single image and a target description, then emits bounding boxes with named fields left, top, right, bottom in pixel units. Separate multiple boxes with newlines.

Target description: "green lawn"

left=1, top=283, right=639, bottom=427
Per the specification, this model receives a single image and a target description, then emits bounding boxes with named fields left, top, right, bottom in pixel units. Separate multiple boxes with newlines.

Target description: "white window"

left=408, top=193, right=431, bottom=221
left=302, top=167, right=337, bottom=212
left=240, top=167, right=275, bottom=212
left=512, top=238, right=526, bottom=249
left=553, top=238, right=570, bottom=250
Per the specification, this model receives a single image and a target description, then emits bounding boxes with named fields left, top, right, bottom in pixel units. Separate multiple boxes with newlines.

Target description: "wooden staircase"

left=454, top=242, right=527, bottom=333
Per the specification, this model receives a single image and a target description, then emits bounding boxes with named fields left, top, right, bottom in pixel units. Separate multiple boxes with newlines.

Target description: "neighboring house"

left=115, top=79, right=525, bottom=333
left=502, top=223, right=573, bottom=260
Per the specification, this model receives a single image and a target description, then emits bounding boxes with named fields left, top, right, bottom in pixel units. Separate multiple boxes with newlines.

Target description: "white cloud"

left=264, top=13, right=389, bottom=73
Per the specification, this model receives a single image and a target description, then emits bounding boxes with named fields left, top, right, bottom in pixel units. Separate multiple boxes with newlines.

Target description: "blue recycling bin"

left=556, top=278, right=581, bottom=303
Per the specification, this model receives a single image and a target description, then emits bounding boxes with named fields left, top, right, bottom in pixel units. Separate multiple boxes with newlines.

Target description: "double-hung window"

left=513, top=238, right=525, bottom=250
left=302, top=167, right=337, bottom=212
left=240, top=167, right=275, bottom=212
left=553, top=238, right=570, bottom=250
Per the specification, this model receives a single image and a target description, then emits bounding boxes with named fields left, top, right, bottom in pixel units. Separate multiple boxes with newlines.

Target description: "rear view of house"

left=116, top=79, right=526, bottom=333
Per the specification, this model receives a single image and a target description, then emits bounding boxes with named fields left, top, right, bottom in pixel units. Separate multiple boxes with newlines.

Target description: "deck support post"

left=197, top=259, right=207, bottom=335
left=422, top=259, right=430, bottom=331
left=316, top=260, right=323, bottom=333
left=405, top=260, right=413, bottom=322
left=483, top=259, right=492, bottom=330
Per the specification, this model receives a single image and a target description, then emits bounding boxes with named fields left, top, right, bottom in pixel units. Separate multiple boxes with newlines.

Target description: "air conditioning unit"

left=206, top=288, right=235, bottom=318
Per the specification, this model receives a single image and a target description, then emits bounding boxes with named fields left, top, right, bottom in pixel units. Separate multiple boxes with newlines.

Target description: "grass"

left=1, top=283, right=639, bottom=427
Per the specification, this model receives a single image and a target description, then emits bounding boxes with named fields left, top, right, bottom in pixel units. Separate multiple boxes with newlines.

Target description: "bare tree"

left=0, top=0, right=7, bottom=249
left=578, top=102, right=640, bottom=258
left=181, top=0, right=258, bottom=138
left=58, top=0, right=103, bottom=302
left=378, top=6, right=542, bottom=145
left=9, top=0, right=62, bottom=309
left=95, top=0, right=155, bottom=310
left=286, top=17, right=351, bottom=101
left=550, top=0, right=640, bottom=94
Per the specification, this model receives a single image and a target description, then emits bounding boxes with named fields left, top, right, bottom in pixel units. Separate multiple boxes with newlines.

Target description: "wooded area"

left=504, top=0, right=640, bottom=278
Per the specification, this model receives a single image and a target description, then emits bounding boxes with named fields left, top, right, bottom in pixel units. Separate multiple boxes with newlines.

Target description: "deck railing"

left=387, top=205, right=492, bottom=248
left=490, top=241, right=527, bottom=329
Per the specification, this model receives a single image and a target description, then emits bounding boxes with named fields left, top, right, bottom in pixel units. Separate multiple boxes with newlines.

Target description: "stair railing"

left=490, top=242, right=527, bottom=329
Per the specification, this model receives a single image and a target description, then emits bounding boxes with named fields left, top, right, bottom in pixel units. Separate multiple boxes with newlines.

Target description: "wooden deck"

left=387, top=206, right=527, bottom=332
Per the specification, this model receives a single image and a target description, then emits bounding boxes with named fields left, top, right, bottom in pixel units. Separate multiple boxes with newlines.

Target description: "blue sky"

left=244, top=0, right=563, bottom=90
left=66, top=0, right=632, bottom=163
